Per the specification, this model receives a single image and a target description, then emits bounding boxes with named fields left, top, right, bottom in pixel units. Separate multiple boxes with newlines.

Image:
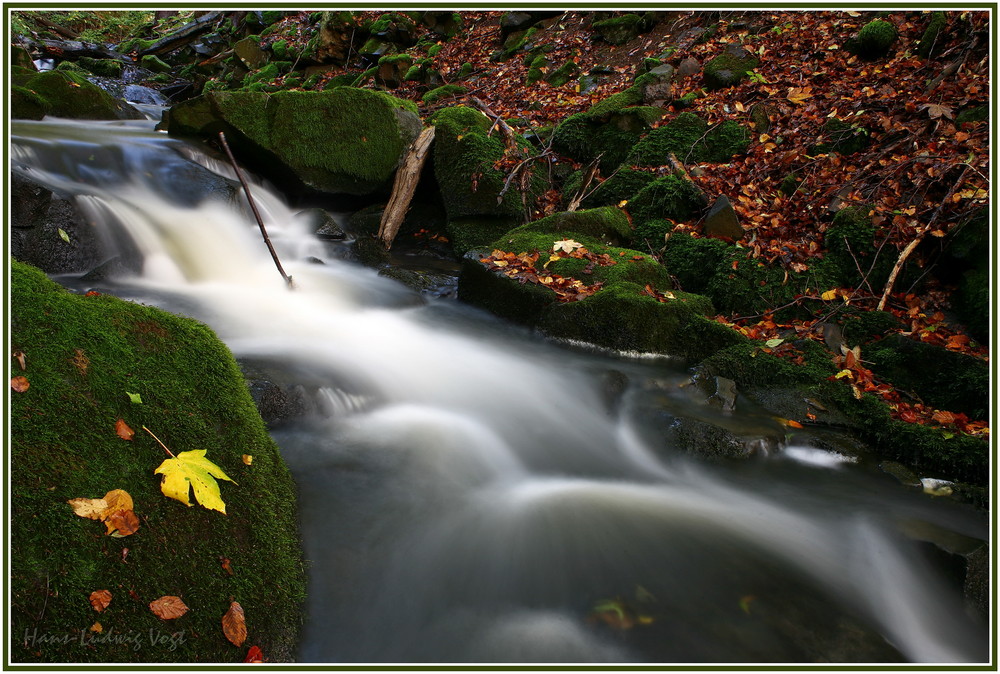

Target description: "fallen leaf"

left=931, top=410, right=956, bottom=425
left=69, top=497, right=110, bottom=521
left=89, top=590, right=112, bottom=612
left=222, top=601, right=247, bottom=646
left=922, top=103, right=954, bottom=120
left=115, top=419, right=135, bottom=441
left=13, top=350, right=26, bottom=370
left=11, top=376, right=30, bottom=393
left=820, top=288, right=839, bottom=301
left=244, top=645, right=264, bottom=663
left=764, top=338, right=784, bottom=348
left=150, top=595, right=189, bottom=620
left=221, top=557, right=233, bottom=575
left=242, top=455, right=253, bottom=465
left=107, top=509, right=140, bottom=537
left=58, top=228, right=71, bottom=243
left=786, top=87, right=814, bottom=105
left=72, top=349, right=89, bottom=375
left=155, top=449, right=235, bottom=514
left=126, top=391, right=143, bottom=404
left=552, top=239, right=583, bottom=254
left=90, top=622, right=103, bottom=633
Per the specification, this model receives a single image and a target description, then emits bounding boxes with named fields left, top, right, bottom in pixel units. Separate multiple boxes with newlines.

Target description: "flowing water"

left=10, top=117, right=990, bottom=665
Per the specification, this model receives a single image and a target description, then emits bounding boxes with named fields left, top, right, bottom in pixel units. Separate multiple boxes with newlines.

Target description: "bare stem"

left=142, top=425, right=176, bottom=458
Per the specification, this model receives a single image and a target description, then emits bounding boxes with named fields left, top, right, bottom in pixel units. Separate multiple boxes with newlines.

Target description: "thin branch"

left=217, top=132, right=294, bottom=289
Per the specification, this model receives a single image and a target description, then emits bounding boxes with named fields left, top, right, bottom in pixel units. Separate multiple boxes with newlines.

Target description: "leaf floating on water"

left=155, top=449, right=235, bottom=513
left=89, top=590, right=112, bottom=612
left=222, top=601, right=247, bottom=646
left=11, top=376, right=30, bottom=393
left=150, top=595, right=189, bottom=620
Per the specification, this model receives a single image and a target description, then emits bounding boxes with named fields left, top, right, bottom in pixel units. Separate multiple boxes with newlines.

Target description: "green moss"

left=12, top=85, right=51, bottom=120
left=546, top=60, right=579, bottom=87
left=823, top=205, right=894, bottom=288
left=853, top=19, right=898, bottom=59
left=77, top=57, right=124, bottom=78
left=10, top=260, right=305, bottom=663
left=568, top=168, right=657, bottom=210
left=22, top=70, right=140, bottom=120
left=629, top=112, right=708, bottom=165
left=431, top=105, right=539, bottom=221
left=839, top=308, right=900, bottom=346
left=632, top=219, right=676, bottom=249
left=916, top=12, right=947, bottom=59
left=955, top=267, right=989, bottom=341
left=866, top=334, right=988, bottom=420
left=812, top=118, right=871, bottom=155
left=140, top=54, right=172, bottom=73
left=661, top=233, right=732, bottom=293
left=703, top=51, right=759, bottom=90
left=955, top=105, right=988, bottom=123
left=627, top=175, right=707, bottom=224
left=271, top=39, right=289, bottom=59
left=591, top=13, right=652, bottom=46
left=55, top=60, right=89, bottom=73
left=446, top=216, right=520, bottom=258
left=703, top=120, right=751, bottom=162
left=778, top=172, right=802, bottom=196
left=552, top=106, right=662, bottom=168
left=428, top=44, right=443, bottom=58
left=422, top=84, right=467, bottom=104
left=508, top=206, right=633, bottom=246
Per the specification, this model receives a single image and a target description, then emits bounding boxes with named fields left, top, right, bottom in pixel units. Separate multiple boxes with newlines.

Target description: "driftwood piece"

left=139, top=11, right=223, bottom=57
left=35, top=38, right=132, bottom=62
left=378, top=126, right=436, bottom=249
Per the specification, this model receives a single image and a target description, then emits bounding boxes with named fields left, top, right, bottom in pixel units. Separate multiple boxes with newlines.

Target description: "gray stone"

left=677, top=56, right=701, bottom=79
left=234, top=37, right=268, bottom=69
left=702, top=194, right=743, bottom=240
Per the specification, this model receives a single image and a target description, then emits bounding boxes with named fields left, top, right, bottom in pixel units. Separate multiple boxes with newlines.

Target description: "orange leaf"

left=222, top=601, right=247, bottom=646
left=150, top=595, right=189, bottom=620
left=106, top=509, right=140, bottom=537
left=244, top=645, right=264, bottom=663
left=90, top=590, right=112, bottom=612
left=931, top=410, right=956, bottom=426
left=221, top=557, right=233, bottom=575
left=115, top=418, right=135, bottom=441
left=11, top=376, right=30, bottom=393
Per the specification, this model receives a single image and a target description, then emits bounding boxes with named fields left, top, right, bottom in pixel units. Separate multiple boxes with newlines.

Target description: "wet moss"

left=823, top=205, right=894, bottom=288
left=627, top=175, right=707, bottom=225
left=21, top=70, right=141, bottom=120
left=422, top=84, right=467, bottom=104
left=509, top=206, right=633, bottom=246
left=916, top=11, right=947, bottom=59
left=12, top=85, right=50, bottom=120
left=661, top=233, right=732, bottom=294
left=552, top=106, right=662, bottom=168
left=10, top=260, right=305, bottom=663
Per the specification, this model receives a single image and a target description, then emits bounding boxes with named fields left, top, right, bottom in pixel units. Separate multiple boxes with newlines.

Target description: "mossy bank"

left=10, top=260, right=306, bottom=663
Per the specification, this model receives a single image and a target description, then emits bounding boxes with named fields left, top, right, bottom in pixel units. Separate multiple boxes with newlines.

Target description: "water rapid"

left=9, top=117, right=990, bottom=665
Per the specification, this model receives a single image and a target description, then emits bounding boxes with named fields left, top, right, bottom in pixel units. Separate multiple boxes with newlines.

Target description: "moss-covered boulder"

left=591, top=13, right=654, bottom=45
left=10, top=260, right=305, bottom=663
left=627, top=175, right=708, bottom=225
left=916, top=11, right=948, bottom=59
left=15, top=70, right=143, bottom=121
left=629, top=112, right=750, bottom=165
left=376, top=53, right=413, bottom=88
left=551, top=88, right=664, bottom=168
left=140, top=54, right=172, bottom=73
left=458, top=217, right=744, bottom=360
left=165, top=87, right=421, bottom=196
left=563, top=167, right=656, bottom=211
left=702, top=47, right=759, bottom=90
left=866, top=335, right=988, bottom=421
left=430, top=105, right=541, bottom=232
left=77, top=56, right=124, bottom=78
left=12, top=86, right=50, bottom=120
left=822, top=205, right=894, bottom=288
left=847, top=19, right=898, bottom=59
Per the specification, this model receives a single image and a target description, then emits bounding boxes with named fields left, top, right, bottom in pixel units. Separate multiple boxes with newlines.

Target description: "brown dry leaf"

left=107, top=509, right=140, bottom=537
left=13, top=350, right=26, bottom=370
left=11, top=376, right=30, bottom=393
left=89, top=590, right=112, bottom=612
left=221, top=557, right=234, bottom=576
left=150, top=595, right=189, bottom=620
left=786, top=87, right=814, bottom=105
left=115, top=418, right=135, bottom=441
left=72, top=348, right=90, bottom=375
left=222, top=601, right=247, bottom=646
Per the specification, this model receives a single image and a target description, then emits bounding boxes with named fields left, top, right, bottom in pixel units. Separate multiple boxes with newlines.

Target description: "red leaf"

left=244, top=646, right=264, bottom=663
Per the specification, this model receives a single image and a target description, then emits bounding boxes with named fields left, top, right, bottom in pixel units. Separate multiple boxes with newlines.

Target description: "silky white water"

left=10, top=118, right=990, bottom=664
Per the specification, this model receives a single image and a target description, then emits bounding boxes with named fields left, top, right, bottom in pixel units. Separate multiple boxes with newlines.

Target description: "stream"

left=9, top=116, right=989, bottom=664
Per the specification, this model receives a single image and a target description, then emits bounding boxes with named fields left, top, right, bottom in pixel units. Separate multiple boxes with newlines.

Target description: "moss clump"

left=822, top=205, right=894, bottom=288
left=10, top=260, right=305, bottom=663
left=838, top=308, right=900, bottom=346
left=627, top=175, right=707, bottom=224
left=55, top=60, right=89, bottom=74
left=955, top=105, right=988, bottom=123
left=140, top=54, right=172, bottom=73
left=629, top=112, right=707, bottom=165
left=20, top=70, right=141, bottom=120
left=552, top=106, right=663, bottom=169
left=422, top=84, right=467, bottom=104
left=566, top=168, right=657, bottom=210
left=545, top=60, right=579, bottom=87
left=866, top=335, right=988, bottom=420
left=916, top=11, right=948, bottom=59
left=591, top=13, right=653, bottom=45
left=430, top=105, right=539, bottom=222
left=660, top=233, right=733, bottom=293
left=702, top=51, right=759, bottom=90
left=505, top=206, right=633, bottom=247
left=703, top=120, right=751, bottom=162
left=12, top=85, right=51, bottom=120
left=77, top=57, right=124, bottom=78
left=166, top=88, right=420, bottom=196
left=851, top=19, right=898, bottom=59
left=811, top=117, right=871, bottom=155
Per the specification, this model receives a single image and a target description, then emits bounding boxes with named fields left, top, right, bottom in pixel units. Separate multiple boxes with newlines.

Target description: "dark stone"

left=676, top=56, right=701, bottom=79
left=247, top=379, right=308, bottom=428
left=295, top=208, right=347, bottom=240
left=702, top=194, right=743, bottom=240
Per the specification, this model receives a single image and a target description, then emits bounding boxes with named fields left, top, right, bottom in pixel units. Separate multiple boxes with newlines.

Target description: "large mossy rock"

left=629, top=112, right=750, bottom=165
left=10, top=261, right=306, bottom=663
left=458, top=212, right=745, bottom=360
left=14, top=70, right=143, bottom=121
left=866, top=334, right=989, bottom=420
left=702, top=47, right=759, bottom=91
left=846, top=19, right=898, bottom=59
left=165, top=87, right=421, bottom=196
left=591, top=13, right=654, bottom=45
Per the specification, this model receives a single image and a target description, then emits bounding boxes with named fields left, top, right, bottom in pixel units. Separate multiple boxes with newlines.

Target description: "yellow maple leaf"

left=786, top=87, right=814, bottom=105
left=155, top=450, right=235, bottom=514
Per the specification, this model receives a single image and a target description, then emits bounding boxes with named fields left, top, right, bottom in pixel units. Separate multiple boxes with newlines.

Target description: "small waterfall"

left=9, top=118, right=989, bottom=665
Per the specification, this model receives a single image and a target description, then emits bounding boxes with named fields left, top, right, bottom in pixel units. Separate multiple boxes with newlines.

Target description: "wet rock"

left=246, top=378, right=308, bottom=428
left=708, top=375, right=737, bottom=412
left=296, top=207, right=347, bottom=240
left=669, top=417, right=753, bottom=460
left=702, top=194, right=743, bottom=240
left=964, top=544, right=989, bottom=622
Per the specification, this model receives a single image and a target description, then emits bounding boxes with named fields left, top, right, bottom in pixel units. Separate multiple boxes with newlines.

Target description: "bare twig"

left=218, top=132, right=294, bottom=289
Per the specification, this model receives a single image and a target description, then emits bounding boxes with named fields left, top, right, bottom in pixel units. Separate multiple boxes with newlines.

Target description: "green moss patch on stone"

left=627, top=175, right=708, bottom=225
left=422, top=84, right=467, bottom=104
left=10, top=260, right=305, bottom=664
left=20, top=70, right=142, bottom=121
left=702, top=50, right=760, bottom=90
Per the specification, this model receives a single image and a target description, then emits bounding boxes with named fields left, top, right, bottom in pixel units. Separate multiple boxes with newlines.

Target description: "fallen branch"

left=567, top=158, right=602, bottom=212
left=876, top=164, right=970, bottom=310
left=470, top=96, right=519, bottom=150
left=378, top=125, right=436, bottom=249
left=218, top=132, right=294, bottom=289
left=140, top=11, right=222, bottom=57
